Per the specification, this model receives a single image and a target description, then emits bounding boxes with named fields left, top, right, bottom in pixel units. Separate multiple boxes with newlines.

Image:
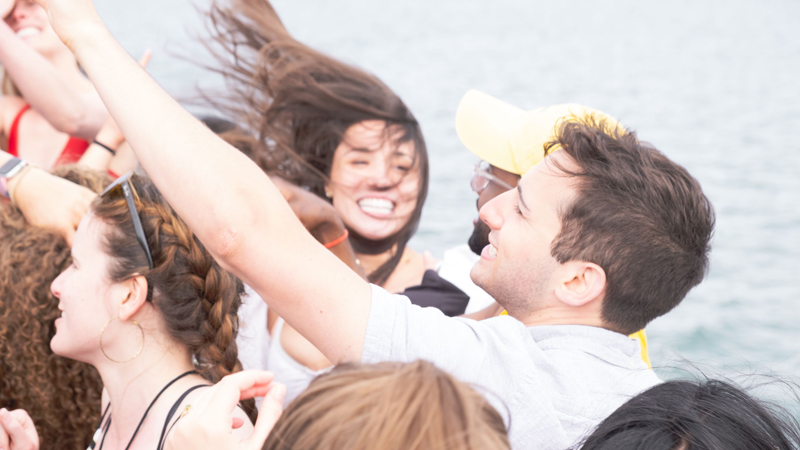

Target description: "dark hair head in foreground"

left=262, top=360, right=510, bottom=450
left=546, top=117, right=715, bottom=335
left=578, top=379, right=800, bottom=450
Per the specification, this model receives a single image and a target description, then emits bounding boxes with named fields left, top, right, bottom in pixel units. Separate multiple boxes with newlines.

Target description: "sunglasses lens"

left=471, top=173, right=488, bottom=193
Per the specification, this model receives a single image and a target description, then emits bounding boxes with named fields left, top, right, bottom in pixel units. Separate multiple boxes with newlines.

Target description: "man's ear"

left=117, top=275, right=149, bottom=321
left=554, top=261, right=606, bottom=307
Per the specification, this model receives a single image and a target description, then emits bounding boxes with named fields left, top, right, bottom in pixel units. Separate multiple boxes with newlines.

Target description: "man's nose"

left=479, top=190, right=510, bottom=231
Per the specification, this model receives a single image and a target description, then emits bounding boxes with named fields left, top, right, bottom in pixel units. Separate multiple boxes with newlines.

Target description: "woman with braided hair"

left=1, top=171, right=256, bottom=450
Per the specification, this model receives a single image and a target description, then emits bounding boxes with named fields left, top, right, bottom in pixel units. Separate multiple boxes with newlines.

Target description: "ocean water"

left=97, top=0, right=800, bottom=411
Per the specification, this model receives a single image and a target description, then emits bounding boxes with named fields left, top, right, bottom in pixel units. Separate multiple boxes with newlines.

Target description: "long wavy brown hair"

left=92, top=173, right=256, bottom=420
left=201, top=0, right=429, bottom=284
left=0, top=166, right=109, bottom=450
left=264, top=361, right=510, bottom=450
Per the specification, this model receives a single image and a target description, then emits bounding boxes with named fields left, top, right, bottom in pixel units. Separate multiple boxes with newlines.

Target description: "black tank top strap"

left=156, top=384, right=210, bottom=450
left=87, top=403, right=112, bottom=450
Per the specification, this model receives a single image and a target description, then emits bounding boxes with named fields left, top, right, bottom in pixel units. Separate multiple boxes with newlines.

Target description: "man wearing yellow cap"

left=440, top=92, right=652, bottom=368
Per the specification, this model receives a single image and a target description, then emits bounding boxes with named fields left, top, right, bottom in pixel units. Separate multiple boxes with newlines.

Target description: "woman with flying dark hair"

left=203, top=0, right=471, bottom=405
left=577, top=379, right=800, bottom=450
left=0, top=165, right=107, bottom=450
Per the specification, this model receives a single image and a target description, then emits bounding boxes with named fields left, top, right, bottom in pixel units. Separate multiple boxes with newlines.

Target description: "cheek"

left=395, top=176, right=421, bottom=208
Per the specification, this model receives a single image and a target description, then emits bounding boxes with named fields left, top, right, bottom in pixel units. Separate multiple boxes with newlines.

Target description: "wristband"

left=93, top=139, right=117, bottom=156
left=0, top=157, right=28, bottom=199
left=8, top=165, right=33, bottom=206
left=323, top=229, right=349, bottom=249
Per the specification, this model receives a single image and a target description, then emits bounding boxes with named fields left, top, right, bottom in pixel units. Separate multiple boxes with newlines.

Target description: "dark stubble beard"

left=468, top=219, right=491, bottom=256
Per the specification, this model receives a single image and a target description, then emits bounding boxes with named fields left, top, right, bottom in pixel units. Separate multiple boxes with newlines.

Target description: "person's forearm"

left=0, top=22, right=105, bottom=138
left=69, top=25, right=292, bottom=260
left=67, top=24, right=370, bottom=364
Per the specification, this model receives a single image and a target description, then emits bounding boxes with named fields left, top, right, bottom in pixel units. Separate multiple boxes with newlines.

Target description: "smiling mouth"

left=16, top=27, right=41, bottom=38
left=358, top=198, right=395, bottom=217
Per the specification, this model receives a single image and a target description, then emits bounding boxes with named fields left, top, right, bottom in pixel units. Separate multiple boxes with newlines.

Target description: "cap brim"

left=455, top=90, right=526, bottom=175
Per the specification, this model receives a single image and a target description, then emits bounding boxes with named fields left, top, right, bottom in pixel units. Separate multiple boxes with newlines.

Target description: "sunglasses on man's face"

left=100, top=172, right=154, bottom=270
left=470, top=160, right=515, bottom=193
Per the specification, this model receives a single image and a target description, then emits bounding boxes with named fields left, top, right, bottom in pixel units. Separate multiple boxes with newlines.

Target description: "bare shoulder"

left=381, top=247, right=435, bottom=293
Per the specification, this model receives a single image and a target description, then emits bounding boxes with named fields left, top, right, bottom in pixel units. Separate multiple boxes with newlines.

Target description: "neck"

left=354, top=251, right=392, bottom=275
left=92, top=332, right=196, bottom=447
left=515, top=304, right=608, bottom=330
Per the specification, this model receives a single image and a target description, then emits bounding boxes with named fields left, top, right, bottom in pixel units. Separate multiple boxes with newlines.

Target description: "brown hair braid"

left=90, top=173, right=256, bottom=419
left=0, top=166, right=108, bottom=450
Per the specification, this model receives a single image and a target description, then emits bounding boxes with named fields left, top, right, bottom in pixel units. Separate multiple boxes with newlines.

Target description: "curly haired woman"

left=1, top=171, right=257, bottom=450
left=0, top=165, right=108, bottom=450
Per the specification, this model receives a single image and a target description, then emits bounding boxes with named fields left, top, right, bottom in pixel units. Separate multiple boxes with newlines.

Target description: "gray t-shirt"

left=362, top=285, right=661, bottom=450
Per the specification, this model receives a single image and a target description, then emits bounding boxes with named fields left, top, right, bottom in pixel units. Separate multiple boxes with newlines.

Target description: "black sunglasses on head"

left=100, top=171, right=154, bottom=270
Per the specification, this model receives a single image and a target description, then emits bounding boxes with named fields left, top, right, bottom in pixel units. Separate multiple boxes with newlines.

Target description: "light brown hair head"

left=90, top=173, right=256, bottom=419
left=263, top=361, right=510, bottom=450
left=0, top=166, right=109, bottom=450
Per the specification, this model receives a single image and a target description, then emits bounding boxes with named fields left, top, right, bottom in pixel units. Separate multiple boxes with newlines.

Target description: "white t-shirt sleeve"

left=362, top=284, right=527, bottom=377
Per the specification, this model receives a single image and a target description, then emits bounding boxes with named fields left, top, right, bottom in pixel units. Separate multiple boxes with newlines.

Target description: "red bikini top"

left=7, top=104, right=90, bottom=166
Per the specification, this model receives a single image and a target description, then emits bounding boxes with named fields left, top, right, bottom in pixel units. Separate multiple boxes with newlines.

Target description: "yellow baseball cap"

left=455, top=90, right=621, bottom=175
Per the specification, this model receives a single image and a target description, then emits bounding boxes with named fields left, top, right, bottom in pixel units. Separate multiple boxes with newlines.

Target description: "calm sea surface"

left=97, top=0, right=800, bottom=411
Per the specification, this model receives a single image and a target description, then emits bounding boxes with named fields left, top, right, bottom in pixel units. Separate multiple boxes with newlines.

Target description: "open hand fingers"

left=0, top=409, right=38, bottom=450
left=246, top=383, right=285, bottom=450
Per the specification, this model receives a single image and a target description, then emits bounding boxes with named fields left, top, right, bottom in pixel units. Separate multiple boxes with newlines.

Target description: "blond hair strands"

left=90, top=173, right=256, bottom=420
left=263, top=361, right=510, bottom=450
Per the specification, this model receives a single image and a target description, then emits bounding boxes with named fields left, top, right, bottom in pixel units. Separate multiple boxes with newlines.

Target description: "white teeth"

left=17, top=27, right=40, bottom=38
left=358, top=198, right=394, bottom=214
left=488, top=244, right=497, bottom=258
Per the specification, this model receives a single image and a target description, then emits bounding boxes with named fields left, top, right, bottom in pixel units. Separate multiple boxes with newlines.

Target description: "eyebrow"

left=517, top=185, right=529, bottom=211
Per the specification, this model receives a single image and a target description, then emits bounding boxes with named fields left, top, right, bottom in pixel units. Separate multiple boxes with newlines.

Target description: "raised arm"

left=0, top=18, right=106, bottom=138
left=1, top=149, right=96, bottom=244
left=34, top=0, right=371, bottom=364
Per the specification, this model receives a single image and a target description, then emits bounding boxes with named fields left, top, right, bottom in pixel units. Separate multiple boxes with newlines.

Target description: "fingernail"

left=0, top=408, right=8, bottom=420
left=269, top=383, right=286, bottom=403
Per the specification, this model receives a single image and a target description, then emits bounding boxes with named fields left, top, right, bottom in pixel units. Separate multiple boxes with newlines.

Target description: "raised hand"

left=166, top=371, right=286, bottom=450
left=0, top=408, right=40, bottom=450
left=12, top=168, right=96, bottom=245
left=31, top=0, right=105, bottom=51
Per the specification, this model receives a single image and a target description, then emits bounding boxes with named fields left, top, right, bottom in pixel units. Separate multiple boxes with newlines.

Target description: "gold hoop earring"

left=99, top=317, right=144, bottom=363
left=325, top=189, right=332, bottom=199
